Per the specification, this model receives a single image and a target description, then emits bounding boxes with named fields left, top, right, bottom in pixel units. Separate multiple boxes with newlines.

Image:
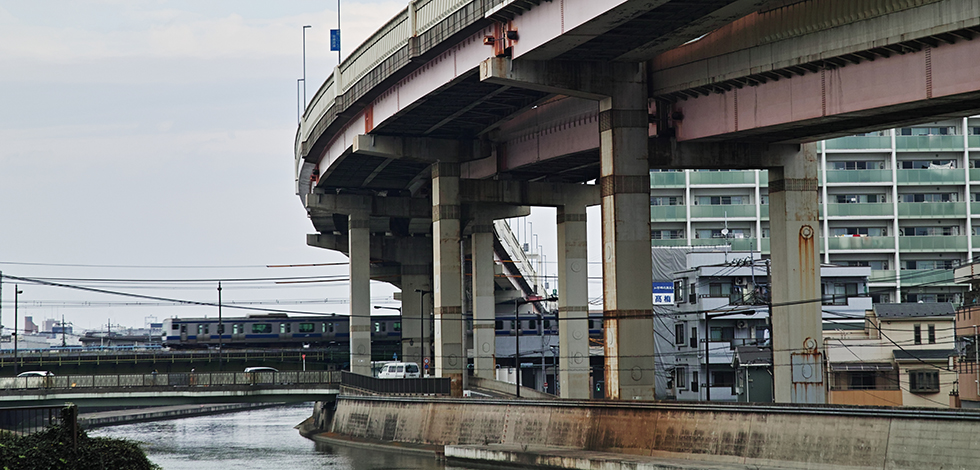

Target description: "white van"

left=377, top=362, right=420, bottom=379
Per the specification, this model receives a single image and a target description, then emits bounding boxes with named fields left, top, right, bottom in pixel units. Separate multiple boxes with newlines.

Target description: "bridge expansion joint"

left=604, top=309, right=652, bottom=319
left=600, top=176, right=649, bottom=197
left=769, top=178, right=819, bottom=193
left=598, top=109, right=649, bottom=132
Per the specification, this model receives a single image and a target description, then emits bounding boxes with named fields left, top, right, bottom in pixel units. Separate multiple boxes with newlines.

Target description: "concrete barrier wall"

left=325, top=397, right=980, bottom=470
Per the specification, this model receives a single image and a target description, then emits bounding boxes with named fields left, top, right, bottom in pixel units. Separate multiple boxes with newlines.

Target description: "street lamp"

left=514, top=295, right=557, bottom=397
left=302, top=25, right=312, bottom=106
left=414, top=289, right=431, bottom=375
left=13, top=285, right=22, bottom=375
left=374, top=305, right=402, bottom=361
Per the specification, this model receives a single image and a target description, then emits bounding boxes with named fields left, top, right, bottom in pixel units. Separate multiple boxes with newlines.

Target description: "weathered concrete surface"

left=319, top=397, right=980, bottom=470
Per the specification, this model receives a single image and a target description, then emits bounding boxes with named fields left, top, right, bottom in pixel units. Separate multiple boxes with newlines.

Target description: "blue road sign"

left=330, top=29, right=341, bottom=52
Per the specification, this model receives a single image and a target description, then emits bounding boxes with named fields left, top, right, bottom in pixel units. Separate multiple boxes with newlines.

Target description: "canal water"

left=90, top=403, right=480, bottom=470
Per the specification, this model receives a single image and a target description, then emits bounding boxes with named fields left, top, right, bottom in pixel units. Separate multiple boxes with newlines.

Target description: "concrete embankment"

left=308, top=395, right=980, bottom=470
left=80, top=403, right=281, bottom=428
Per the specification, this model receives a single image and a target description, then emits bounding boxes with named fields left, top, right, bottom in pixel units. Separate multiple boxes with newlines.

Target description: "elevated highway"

left=295, top=0, right=980, bottom=402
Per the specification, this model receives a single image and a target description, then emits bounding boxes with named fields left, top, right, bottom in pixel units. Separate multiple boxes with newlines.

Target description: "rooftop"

left=874, top=302, right=955, bottom=319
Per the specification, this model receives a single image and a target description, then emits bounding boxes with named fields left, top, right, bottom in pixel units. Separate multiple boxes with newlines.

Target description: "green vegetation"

left=0, top=424, right=158, bottom=470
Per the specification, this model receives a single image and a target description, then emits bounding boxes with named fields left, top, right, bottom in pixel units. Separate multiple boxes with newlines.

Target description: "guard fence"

left=0, top=370, right=343, bottom=391
left=0, top=403, right=77, bottom=439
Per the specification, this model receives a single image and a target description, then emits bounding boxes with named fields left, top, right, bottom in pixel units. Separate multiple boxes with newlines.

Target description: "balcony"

left=760, top=171, right=768, bottom=187
left=690, top=204, right=757, bottom=218
left=689, top=171, right=756, bottom=185
left=650, top=172, right=685, bottom=187
left=970, top=135, right=980, bottom=149
left=761, top=238, right=770, bottom=253
left=869, top=269, right=897, bottom=283
left=651, top=238, right=690, bottom=247
left=825, top=203, right=893, bottom=217
left=896, top=168, right=964, bottom=184
left=899, top=269, right=955, bottom=286
left=971, top=169, right=980, bottom=182
left=760, top=205, right=769, bottom=220
left=824, top=136, right=891, bottom=150
left=897, top=235, right=968, bottom=251
left=896, top=201, right=966, bottom=218
left=826, top=236, right=895, bottom=251
left=828, top=389, right=903, bottom=407
left=650, top=205, right=686, bottom=221
left=896, top=135, right=964, bottom=151
left=824, top=169, right=893, bottom=184
left=728, top=238, right=759, bottom=251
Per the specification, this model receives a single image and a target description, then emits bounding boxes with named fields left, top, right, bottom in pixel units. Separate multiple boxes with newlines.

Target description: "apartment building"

left=650, top=117, right=980, bottom=307
left=657, top=250, right=872, bottom=402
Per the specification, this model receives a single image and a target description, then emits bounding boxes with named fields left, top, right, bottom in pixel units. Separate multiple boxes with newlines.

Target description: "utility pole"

left=218, top=282, right=223, bottom=369
left=13, top=285, right=22, bottom=375
left=61, top=314, right=67, bottom=347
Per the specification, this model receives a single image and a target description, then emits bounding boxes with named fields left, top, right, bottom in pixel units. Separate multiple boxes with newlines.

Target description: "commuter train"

left=161, top=312, right=605, bottom=349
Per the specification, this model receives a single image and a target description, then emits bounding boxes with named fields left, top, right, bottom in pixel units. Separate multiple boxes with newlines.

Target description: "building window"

left=675, top=323, right=686, bottom=345
left=709, top=326, right=735, bottom=341
left=899, top=127, right=954, bottom=136
left=674, top=280, right=687, bottom=304
left=914, top=324, right=922, bottom=345
left=691, top=371, right=699, bottom=393
left=909, top=370, right=940, bottom=393
left=928, top=324, right=936, bottom=344
left=651, top=196, right=683, bottom=206
left=831, top=161, right=884, bottom=170
left=652, top=230, right=685, bottom=240
left=708, top=283, right=733, bottom=298
left=849, top=372, right=876, bottom=390
left=900, top=193, right=956, bottom=203
left=675, top=367, right=687, bottom=390
left=690, top=327, right=698, bottom=349
left=835, top=194, right=885, bottom=204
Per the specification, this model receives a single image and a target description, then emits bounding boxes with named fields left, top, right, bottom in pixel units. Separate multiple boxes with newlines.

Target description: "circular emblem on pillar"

left=630, top=366, right=643, bottom=382
left=571, top=260, right=583, bottom=273
left=800, top=225, right=814, bottom=239
left=572, top=329, right=584, bottom=340
left=357, top=344, right=366, bottom=355
left=573, top=352, right=585, bottom=365
left=482, top=342, right=491, bottom=353
left=448, top=354, right=458, bottom=367
left=803, top=337, right=817, bottom=352
left=801, top=363, right=813, bottom=379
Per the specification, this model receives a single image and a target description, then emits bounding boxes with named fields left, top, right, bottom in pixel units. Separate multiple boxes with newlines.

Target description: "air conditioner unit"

left=736, top=320, right=748, bottom=329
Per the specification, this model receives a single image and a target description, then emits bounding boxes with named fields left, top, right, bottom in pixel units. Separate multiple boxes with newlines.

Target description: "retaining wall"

left=323, top=397, right=980, bottom=470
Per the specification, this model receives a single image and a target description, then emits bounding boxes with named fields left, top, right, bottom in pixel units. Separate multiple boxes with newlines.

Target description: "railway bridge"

left=294, top=0, right=980, bottom=403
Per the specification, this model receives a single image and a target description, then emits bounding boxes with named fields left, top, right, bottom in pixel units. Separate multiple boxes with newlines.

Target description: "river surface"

left=90, top=403, right=482, bottom=470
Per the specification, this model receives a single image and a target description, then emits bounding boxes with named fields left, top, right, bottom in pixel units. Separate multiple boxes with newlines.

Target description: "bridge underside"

left=296, top=0, right=980, bottom=403
left=0, top=387, right=338, bottom=408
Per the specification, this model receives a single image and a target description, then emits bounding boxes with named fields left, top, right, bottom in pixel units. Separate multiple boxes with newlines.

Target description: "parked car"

left=377, top=362, right=420, bottom=379
left=244, top=366, right=278, bottom=385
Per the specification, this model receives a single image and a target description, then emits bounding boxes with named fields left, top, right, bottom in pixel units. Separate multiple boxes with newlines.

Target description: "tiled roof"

left=874, top=302, right=955, bottom=319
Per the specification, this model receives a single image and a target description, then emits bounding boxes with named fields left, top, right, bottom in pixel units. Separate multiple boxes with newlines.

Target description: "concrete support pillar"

left=348, top=212, right=372, bottom=375
left=599, top=63, right=655, bottom=400
left=400, top=267, right=430, bottom=367
left=471, top=223, right=496, bottom=379
left=768, top=143, right=825, bottom=404
left=557, top=203, right=591, bottom=399
left=432, top=161, right=464, bottom=395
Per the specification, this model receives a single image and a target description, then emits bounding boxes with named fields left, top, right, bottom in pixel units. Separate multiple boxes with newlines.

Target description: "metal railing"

left=0, top=404, right=76, bottom=436
left=341, top=371, right=450, bottom=395
left=0, top=371, right=342, bottom=391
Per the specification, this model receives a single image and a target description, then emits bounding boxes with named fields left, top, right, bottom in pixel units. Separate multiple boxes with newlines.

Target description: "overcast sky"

left=0, top=1, right=597, bottom=333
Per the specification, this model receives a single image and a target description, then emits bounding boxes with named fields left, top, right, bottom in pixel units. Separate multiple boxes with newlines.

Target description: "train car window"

left=374, top=322, right=386, bottom=332
left=299, top=323, right=315, bottom=333
left=495, top=320, right=503, bottom=330
left=544, top=320, right=551, bottom=330
left=180, top=325, right=187, bottom=333
left=324, top=323, right=334, bottom=333
left=198, top=324, right=210, bottom=335
left=252, top=323, right=272, bottom=334
left=510, top=320, right=516, bottom=330
left=393, top=322, right=401, bottom=332
left=217, top=324, right=225, bottom=334
left=528, top=319, right=536, bottom=330
left=172, top=323, right=180, bottom=330
left=232, top=324, right=240, bottom=334
left=279, top=323, right=291, bottom=334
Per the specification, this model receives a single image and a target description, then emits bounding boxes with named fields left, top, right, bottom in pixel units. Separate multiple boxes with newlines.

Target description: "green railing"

left=898, top=235, right=968, bottom=251
left=895, top=135, right=964, bottom=151
left=869, top=270, right=897, bottom=283
left=824, top=136, right=891, bottom=150
left=760, top=171, right=768, bottom=187
left=689, top=171, right=756, bottom=185
left=761, top=205, right=769, bottom=220
left=899, top=269, right=956, bottom=286
left=650, top=205, right=687, bottom=221
left=825, top=203, right=893, bottom=217
left=970, top=169, right=980, bottom=182
left=896, top=201, right=966, bottom=218
left=650, top=172, right=685, bottom=187
left=969, top=135, right=980, bottom=149
left=826, top=236, right=895, bottom=251
left=690, top=204, right=757, bottom=218
left=824, top=169, right=892, bottom=184
left=896, top=168, right=964, bottom=184
left=761, top=238, right=770, bottom=253
left=651, top=238, right=690, bottom=247
left=972, top=202, right=980, bottom=216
